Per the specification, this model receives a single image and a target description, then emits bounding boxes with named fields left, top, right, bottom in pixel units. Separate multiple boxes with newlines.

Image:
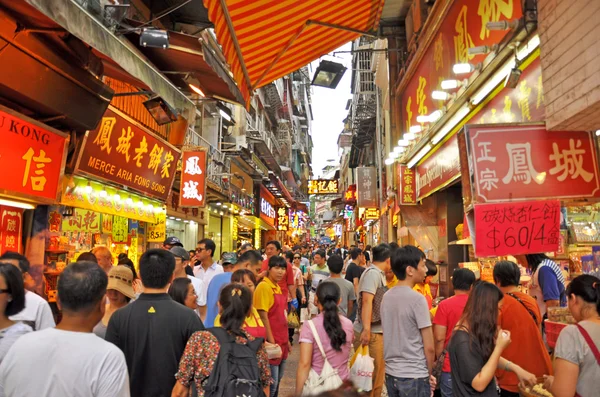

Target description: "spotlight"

left=486, top=20, right=519, bottom=31
left=432, top=91, right=453, bottom=101
left=409, top=125, right=422, bottom=134
left=453, top=63, right=482, bottom=75
left=140, top=28, right=169, bottom=49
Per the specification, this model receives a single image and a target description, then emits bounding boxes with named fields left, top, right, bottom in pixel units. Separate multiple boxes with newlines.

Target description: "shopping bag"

left=287, top=310, right=300, bottom=328
left=349, top=345, right=374, bottom=392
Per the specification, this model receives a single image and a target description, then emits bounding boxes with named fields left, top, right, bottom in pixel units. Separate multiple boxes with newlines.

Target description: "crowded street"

left=0, top=0, right=599, bottom=396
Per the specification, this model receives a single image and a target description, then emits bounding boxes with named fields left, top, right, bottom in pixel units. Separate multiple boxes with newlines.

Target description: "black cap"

left=163, top=236, right=183, bottom=247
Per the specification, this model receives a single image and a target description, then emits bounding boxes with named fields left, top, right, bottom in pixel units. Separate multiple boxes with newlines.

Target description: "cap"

left=107, top=266, right=136, bottom=300
left=221, top=252, right=237, bottom=265
left=163, top=236, right=183, bottom=247
left=170, top=246, right=190, bottom=261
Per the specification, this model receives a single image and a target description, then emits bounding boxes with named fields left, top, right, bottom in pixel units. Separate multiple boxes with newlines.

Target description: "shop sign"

left=180, top=150, right=207, bottom=207
left=102, top=215, right=113, bottom=233
left=474, top=199, right=560, bottom=257
left=417, top=134, right=461, bottom=200
left=62, top=208, right=101, bottom=232
left=75, top=107, right=180, bottom=201
left=0, top=107, right=68, bottom=201
left=259, top=186, right=276, bottom=227
left=0, top=206, right=23, bottom=254
left=112, top=216, right=128, bottom=243
left=401, top=0, right=522, bottom=134
left=147, top=210, right=166, bottom=242
left=465, top=125, right=600, bottom=203
left=344, top=205, right=354, bottom=219
left=356, top=167, right=377, bottom=208
left=308, top=179, right=339, bottom=195
left=276, top=207, right=289, bottom=231
left=398, top=165, right=417, bottom=205
left=345, top=185, right=357, bottom=203
left=289, top=210, right=305, bottom=230
left=261, top=199, right=275, bottom=219
left=364, top=208, right=380, bottom=220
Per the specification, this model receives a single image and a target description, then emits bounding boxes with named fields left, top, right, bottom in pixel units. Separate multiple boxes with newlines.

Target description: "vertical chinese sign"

left=398, top=165, right=417, bottom=205
left=276, top=207, right=289, bottom=231
left=180, top=150, right=207, bottom=207
left=147, top=211, right=166, bottom=242
left=0, top=206, right=23, bottom=254
left=0, top=107, right=68, bottom=201
left=356, top=167, right=378, bottom=208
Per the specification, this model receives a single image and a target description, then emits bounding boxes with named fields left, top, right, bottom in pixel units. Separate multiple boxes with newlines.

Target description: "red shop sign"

left=75, top=106, right=180, bottom=201
left=416, top=134, right=461, bottom=200
left=0, top=206, right=23, bottom=255
left=179, top=150, right=207, bottom=207
left=466, top=124, right=600, bottom=202
left=474, top=199, right=560, bottom=257
left=0, top=107, right=68, bottom=201
left=398, top=165, right=417, bottom=205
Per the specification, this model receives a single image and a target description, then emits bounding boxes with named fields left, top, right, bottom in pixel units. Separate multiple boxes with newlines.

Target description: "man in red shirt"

left=433, top=268, right=476, bottom=397
left=260, top=240, right=296, bottom=301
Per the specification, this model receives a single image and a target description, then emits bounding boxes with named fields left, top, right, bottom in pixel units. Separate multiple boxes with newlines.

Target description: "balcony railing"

left=185, top=128, right=230, bottom=194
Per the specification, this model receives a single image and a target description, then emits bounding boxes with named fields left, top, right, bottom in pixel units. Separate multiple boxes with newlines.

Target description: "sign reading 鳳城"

left=474, top=199, right=560, bottom=257
left=0, top=206, right=23, bottom=255
left=76, top=107, right=180, bottom=202
left=465, top=125, right=600, bottom=203
left=398, top=165, right=417, bottom=205
left=307, top=179, right=339, bottom=195
left=276, top=207, right=289, bottom=231
left=179, top=150, right=207, bottom=207
left=364, top=208, right=380, bottom=220
left=416, top=134, right=461, bottom=200
left=0, top=107, right=68, bottom=201
left=357, top=167, right=377, bottom=208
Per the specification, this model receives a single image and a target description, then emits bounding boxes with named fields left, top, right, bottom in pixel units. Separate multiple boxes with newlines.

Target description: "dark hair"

left=268, top=255, right=287, bottom=269
left=458, top=282, right=504, bottom=360
left=139, top=249, right=175, bottom=289
left=238, top=250, right=262, bottom=267
left=285, top=251, right=294, bottom=263
left=231, top=269, right=257, bottom=285
left=566, top=274, right=600, bottom=314
left=327, top=255, right=344, bottom=274
left=0, top=263, right=26, bottom=316
left=391, top=245, right=425, bottom=280
left=0, top=252, right=30, bottom=273
left=366, top=245, right=372, bottom=250
left=219, top=283, right=252, bottom=335
left=525, top=254, right=549, bottom=274
left=266, top=240, right=281, bottom=251
left=168, top=277, right=192, bottom=306
left=314, top=249, right=326, bottom=259
left=389, top=242, right=400, bottom=250
left=118, top=257, right=138, bottom=280
left=493, top=261, right=521, bottom=287
left=117, top=253, right=128, bottom=261
left=452, top=268, right=476, bottom=291
left=76, top=252, right=98, bottom=263
left=316, top=282, right=346, bottom=351
left=58, top=261, right=108, bottom=313
left=189, top=250, right=196, bottom=256
left=425, top=259, right=438, bottom=277
left=240, top=243, right=253, bottom=251
left=372, top=243, right=392, bottom=262
left=198, top=238, right=216, bottom=257
left=349, top=248, right=362, bottom=260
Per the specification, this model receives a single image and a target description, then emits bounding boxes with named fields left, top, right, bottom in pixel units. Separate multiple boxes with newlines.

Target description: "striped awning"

left=204, top=0, right=385, bottom=105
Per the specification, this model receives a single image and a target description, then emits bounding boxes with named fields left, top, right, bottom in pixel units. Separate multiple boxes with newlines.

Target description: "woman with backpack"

left=173, top=283, right=272, bottom=397
left=296, top=282, right=354, bottom=395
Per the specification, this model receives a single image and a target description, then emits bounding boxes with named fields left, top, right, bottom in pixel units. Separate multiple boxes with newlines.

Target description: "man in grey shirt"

left=322, top=255, right=355, bottom=317
left=381, top=245, right=435, bottom=397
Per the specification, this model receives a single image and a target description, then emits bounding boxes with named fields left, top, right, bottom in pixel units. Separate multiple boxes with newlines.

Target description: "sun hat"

left=107, top=265, right=136, bottom=299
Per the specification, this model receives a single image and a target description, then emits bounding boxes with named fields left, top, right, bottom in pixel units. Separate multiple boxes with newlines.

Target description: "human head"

left=459, top=282, right=504, bottom=360
left=57, top=261, right=107, bottom=323
left=218, top=283, right=252, bottom=333
left=168, top=277, right=198, bottom=310
left=237, top=250, right=262, bottom=276
left=92, top=246, right=113, bottom=273
left=265, top=240, right=281, bottom=259
left=231, top=269, right=257, bottom=294
left=327, top=255, right=344, bottom=275
left=391, top=245, right=426, bottom=282
left=106, top=265, right=135, bottom=305
left=139, top=249, right=175, bottom=289
left=424, top=259, right=438, bottom=284
left=389, top=242, right=399, bottom=251
left=493, top=261, right=521, bottom=288
left=267, top=255, right=287, bottom=283
left=163, top=236, right=183, bottom=250
left=285, top=251, right=294, bottom=265
left=196, top=238, right=216, bottom=262
left=239, top=243, right=253, bottom=254
left=188, top=250, right=196, bottom=258
left=452, top=268, right=476, bottom=292
left=0, top=251, right=30, bottom=273
left=77, top=252, right=98, bottom=264
left=315, top=281, right=346, bottom=351
left=366, top=244, right=371, bottom=251
left=349, top=248, right=362, bottom=262
left=221, top=252, right=238, bottom=273
left=516, top=254, right=548, bottom=273
left=293, top=252, right=302, bottom=266
left=117, top=257, right=138, bottom=280
left=358, top=242, right=365, bottom=250
left=313, top=249, right=326, bottom=266
left=282, top=245, right=291, bottom=253
left=0, top=263, right=26, bottom=317
left=301, top=245, right=308, bottom=254
left=566, top=274, right=600, bottom=322
left=372, top=243, right=393, bottom=272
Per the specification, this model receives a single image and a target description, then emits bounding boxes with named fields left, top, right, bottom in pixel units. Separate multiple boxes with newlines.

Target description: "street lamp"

left=311, top=60, right=347, bottom=89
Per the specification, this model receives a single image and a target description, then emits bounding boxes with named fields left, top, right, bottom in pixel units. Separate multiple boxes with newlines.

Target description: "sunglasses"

left=294, top=256, right=301, bottom=259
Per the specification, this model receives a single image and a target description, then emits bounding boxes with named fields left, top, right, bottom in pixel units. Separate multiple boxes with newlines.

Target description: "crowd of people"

left=0, top=238, right=596, bottom=397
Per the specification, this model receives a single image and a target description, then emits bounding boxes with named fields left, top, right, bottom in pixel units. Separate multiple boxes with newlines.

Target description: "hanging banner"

left=356, top=167, right=377, bottom=208
left=474, top=199, right=560, bottom=257
left=112, top=216, right=128, bottom=243
left=62, top=208, right=101, bottom=232
left=0, top=206, right=23, bottom=254
left=147, top=211, right=166, bottom=242
left=276, top=207, right=289, bottom=231
left=179, top=150, right=207, bottom=207
left=398, top=165, right=417, bottom=205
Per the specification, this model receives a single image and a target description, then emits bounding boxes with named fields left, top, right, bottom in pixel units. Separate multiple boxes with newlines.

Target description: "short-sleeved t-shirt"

left=381, top=286, right=432, bottom=378
left=322, top=278, right=356, bottom=317
left=310, top=264, right=330, bottom=290
left=254, top=277, right=282, bottom=312
left=449, top=330, right=498, bottom=397
left=261, top=260, right=295, bottom=298
left=554, top=321, right=600, bottom=397
left=299, top=313, right=354, bottom=380
left=538, top=266, right=566, bottom=305
left=203, top=272, right=232, bottom=328
left=344, top=262, right=365, bottom=284
left=354, top=265, right=386, bottom=334
left=433, top=293, right=470, bottom=373
left=187, top=275, right=207, bottom=307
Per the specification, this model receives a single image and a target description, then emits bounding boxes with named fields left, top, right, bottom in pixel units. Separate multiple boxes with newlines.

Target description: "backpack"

left=204, top=327, right=266, bottom=397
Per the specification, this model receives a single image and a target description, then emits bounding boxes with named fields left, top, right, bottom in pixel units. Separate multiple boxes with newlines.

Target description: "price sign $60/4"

left=475, top=200, right=561, bottom=257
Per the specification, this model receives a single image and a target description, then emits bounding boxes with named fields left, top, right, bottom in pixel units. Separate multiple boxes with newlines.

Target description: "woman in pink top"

left=296, top=281, right=354, bottom=395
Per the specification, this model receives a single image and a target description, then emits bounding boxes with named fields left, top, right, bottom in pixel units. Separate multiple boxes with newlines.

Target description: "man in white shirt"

left=192, top=238, right=223, bottom=288
left=170, top=246, right=206, bottom=319
left=0, top=252, right=55, bottom=330
left=0, top=261, right=129, bottom=397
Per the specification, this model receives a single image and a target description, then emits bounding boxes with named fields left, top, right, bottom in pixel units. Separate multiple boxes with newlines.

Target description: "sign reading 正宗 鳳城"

left=398, top=165, right=418, bottom=205
left=307, top=179, right=339, bottom=195
left=179, top=150, right=207, bottom=207
left=75, top=106, right=180, bottom=202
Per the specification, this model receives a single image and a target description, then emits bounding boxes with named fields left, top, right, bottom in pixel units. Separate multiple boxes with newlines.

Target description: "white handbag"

left=302, top=320, right=344, bottom=396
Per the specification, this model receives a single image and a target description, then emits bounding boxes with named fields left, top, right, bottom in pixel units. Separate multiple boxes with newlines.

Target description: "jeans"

left=440, top=372, right=452, bottom=397
left=270, top=360, right=286, bottom=397
left=385, top=375, right=430, bottom=397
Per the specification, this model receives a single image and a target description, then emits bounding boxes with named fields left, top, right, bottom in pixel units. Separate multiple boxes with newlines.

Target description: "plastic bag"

left=349, top=345, right=374, bottom=392
left=287, top=310, right=300, bottom=329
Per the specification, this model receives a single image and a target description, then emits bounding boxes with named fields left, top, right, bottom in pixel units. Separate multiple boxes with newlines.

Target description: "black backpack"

left=203, top=327, right=266, bottom=397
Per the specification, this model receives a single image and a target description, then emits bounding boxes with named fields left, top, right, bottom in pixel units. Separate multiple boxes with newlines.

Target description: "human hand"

left=516, top=367, right=537, bottom=388
left=288, top=341, right=293, bottom=351
left=496, top=329, right=511, bottom=351
left=543, top=375, right=554, bottom=391
left=429, top=374, right=437, bottom=390
left=301, top=297, right=306, bottom=304
left=360, top=329, right=370, bottom=346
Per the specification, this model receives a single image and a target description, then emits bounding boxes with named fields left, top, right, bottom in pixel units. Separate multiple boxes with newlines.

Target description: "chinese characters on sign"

left=179, top=151, right=207, bottom=207
left=474, top=199, right=560, bottom=257
left=259, top=186, right=276, bottom=227
left=61, top=209, right=101, bottom=232
left=276, top=207, right=289, bottom=231
left=398, top=165, right=417, bottom=205
left=0, top=206, right=23, bottom=255
left=364, top=208, right=380, bottom=220
left=147, top=211, right=166, bottom=242
left=357, top=167, right=378, bottom=208
left=307, top=179, right=339, bottom=195
left=112, top=216, right=128, bottom=243
left=467, top=125, right=600, bottom=203
left=76, top=107, right=179, bottom=201
left=417, top=134, right=461, bottom=200
left=345, top=185, right=357, bottom=203
left=260, top=199, right=275, bottom=219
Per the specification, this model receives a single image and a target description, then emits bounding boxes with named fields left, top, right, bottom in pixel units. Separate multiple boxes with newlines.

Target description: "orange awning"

left=204, top=0, right=385, bottom=105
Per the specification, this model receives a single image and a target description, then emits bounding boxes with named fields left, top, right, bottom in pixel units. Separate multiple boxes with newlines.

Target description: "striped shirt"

left=310, top=264, right=330, bottom=290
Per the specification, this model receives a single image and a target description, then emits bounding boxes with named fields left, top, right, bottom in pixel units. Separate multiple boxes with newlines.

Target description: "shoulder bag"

left=302, top=320, right=343, bottom=395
